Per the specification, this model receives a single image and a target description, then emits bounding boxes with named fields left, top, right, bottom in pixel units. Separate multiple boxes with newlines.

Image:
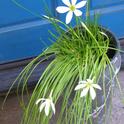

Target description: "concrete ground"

left=0, top=71, right=124, bottom=124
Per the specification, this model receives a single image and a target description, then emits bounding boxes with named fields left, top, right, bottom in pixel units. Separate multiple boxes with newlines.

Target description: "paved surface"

left=0, top=71, right=124, bottom=124
left=111, top=70, right=124, bottom=124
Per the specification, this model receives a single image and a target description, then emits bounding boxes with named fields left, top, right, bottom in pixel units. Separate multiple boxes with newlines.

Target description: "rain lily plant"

left=75, top=79, right=102, bottom=100
left=5, top=0, right=121, bottom=124
left=36, top=90, right=55, bottom=116
left=56, top=0, right=87, bottom=24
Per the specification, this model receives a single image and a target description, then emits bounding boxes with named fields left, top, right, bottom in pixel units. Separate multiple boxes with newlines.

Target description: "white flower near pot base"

left=56, top=0, right=87, bottom=24
left=36, top=90, right=55, bottom=116
left=75, top=79, right=102, bottom=100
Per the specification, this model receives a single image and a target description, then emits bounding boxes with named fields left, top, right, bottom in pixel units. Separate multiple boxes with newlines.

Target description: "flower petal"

left=75, top=84, right=86, bottom=90
left=62, top=0, right=71, bottom=6
left=66, top=11, right=73, bottom=24
left=74, top=9, right=82, bottom=16
left=92, top=84, right=102, bottom=90
left=36, top=98, right=45, bottom=105
left=39, top=102, right=46, bottom=112
left=90, top=87, right=96, bottom=100
left=51, top=101, right=56, bottom=114
left=87, top=79, right=93, bottom=84
left=79, top=80, right=86, bottom=84
left=80, top=87, right=89, bottom=97
left=75, top=1, right=87, bottom=9
left=71, top=0, right=77, bottom=5
left=56, top=6, right=69, bottom=13
left=45, top=102, right=50, bottom=116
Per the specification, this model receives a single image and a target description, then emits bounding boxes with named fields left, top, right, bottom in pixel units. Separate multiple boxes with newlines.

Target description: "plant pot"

left=92, top=27, right=121, bottom=124
left=49, top=26, right=121, bottom=124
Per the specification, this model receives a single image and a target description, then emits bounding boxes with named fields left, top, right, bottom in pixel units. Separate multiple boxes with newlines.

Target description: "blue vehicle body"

left=0, top=0, right=124, bottom=64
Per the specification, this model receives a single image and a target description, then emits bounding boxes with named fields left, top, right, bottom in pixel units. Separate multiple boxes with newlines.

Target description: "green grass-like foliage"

left=5, top=19, right=119, bottom=124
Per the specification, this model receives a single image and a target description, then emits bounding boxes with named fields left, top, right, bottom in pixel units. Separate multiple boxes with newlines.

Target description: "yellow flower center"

left=86, top=82, right=92, bottom=88
left=70, top=5, right=76, bottom=11
left=46, top=98, right=51, bottom=103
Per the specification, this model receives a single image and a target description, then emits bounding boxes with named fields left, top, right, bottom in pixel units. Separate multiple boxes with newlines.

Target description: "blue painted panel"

left=0, top=0, right=52, bottom=27
left=90, top=1, right=124, bottom=38
left=98, top=10, right=124, bottom=38
left=91, top=0, right=124, bottom=9
left=0, top=0, right=57, bottom=64
left=0, top=20, right=56, bottom=64
left=0, top=0, right=124, bottom=64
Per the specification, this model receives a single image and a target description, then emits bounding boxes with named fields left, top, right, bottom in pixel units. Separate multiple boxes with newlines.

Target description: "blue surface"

left=0, top=0, right=52, bottom=27
left=90, top=0, right=124, bottom=38
left=91, top=0, right=124, bottom=9
left=0, top=21, right=56, bottom=63
left=0, top=0, right=124, bottom=64
left=0, top=0, right=56, bottom=64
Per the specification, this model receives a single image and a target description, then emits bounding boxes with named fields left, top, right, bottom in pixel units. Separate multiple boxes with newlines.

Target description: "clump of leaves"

left=4, top=20, right=119, bottom=124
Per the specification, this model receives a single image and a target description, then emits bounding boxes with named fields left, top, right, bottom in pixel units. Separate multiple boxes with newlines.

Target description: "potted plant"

left=4, top=0, right=122, bottom=124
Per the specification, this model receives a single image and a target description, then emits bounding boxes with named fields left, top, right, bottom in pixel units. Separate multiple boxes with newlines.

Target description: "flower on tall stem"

left=36, top=90, right=55, bottom=116
left=75, top=78, right=102, bottom=100
left=56, top=0, right=87, bottom=24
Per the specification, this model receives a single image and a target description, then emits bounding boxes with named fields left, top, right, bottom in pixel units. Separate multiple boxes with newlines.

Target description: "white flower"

left=56, top=0, right=87, bottom=24
left=36, top=90, right=55, bottom=116
left=75, top=79, right=102, bottom=100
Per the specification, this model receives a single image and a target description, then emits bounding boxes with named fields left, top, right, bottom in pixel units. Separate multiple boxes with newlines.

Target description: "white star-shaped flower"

left=56, top=0, right=87, bottom=24
left=75, top=79, right=102, bottom=100
left=36, top=90, right=55, bottom=116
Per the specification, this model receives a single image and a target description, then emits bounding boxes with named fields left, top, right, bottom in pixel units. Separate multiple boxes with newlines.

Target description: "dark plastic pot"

left=50, top=26, right=121, bottom=124
left=89, top=27, right=121, bottom=124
